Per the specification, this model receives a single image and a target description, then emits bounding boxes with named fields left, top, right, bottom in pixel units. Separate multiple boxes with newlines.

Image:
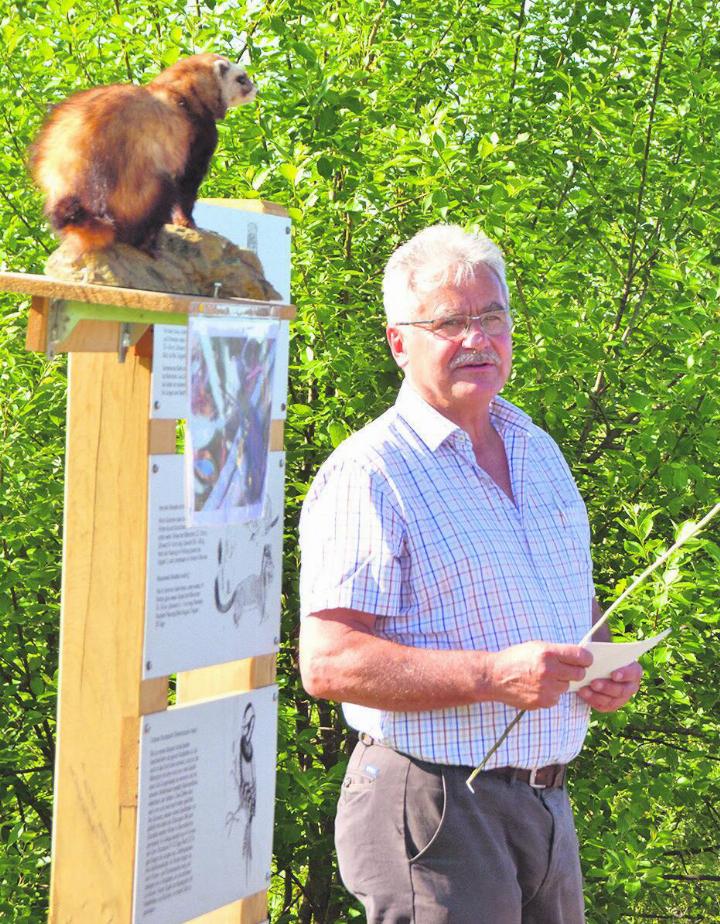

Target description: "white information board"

left=133, top=685, right=278, bottom=924
left=143, top=452, right=284, bottom=679
left=150, top=322, right=289, bottom=422
left=194, top=201, right=291, bottom=304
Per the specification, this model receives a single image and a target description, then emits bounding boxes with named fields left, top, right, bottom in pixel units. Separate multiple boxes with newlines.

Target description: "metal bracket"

left=117, top=322, right=132, bottom=363
left=46, top=299, right=74, bottom=359
left=44, top=299, right=188, bottom=360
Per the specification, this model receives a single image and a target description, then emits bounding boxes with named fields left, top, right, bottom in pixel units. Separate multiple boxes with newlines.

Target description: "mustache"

left=449, top=349, right=501, bottom=370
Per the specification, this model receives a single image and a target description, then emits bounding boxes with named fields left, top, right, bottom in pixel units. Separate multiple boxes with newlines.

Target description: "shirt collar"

left=395, top=380, right=533, bottom=452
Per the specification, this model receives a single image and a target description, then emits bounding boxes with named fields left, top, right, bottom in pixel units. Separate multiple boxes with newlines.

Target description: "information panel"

left=142, top=452, right=284, bottom=678
left=133, top=686, right=278, bottom=924
left=150, top=321, right=289, bottom=422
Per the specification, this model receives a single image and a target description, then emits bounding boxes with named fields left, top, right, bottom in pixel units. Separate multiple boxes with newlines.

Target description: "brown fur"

left=30, top=54, right=255, bottom=256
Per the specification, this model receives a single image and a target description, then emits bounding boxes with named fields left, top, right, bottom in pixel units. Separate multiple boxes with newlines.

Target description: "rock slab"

left=45, top=225, right=282, bottom=301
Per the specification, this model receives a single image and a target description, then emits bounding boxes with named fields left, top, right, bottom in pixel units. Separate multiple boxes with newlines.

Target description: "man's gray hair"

left=383, top=224, right=509, bottom=323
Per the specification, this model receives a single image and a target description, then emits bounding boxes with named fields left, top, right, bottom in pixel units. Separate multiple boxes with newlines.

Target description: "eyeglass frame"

left=394, top=308, right=514, bottom=340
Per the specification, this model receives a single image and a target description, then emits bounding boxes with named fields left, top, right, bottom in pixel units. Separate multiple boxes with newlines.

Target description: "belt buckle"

left=528, top=768, right=547, bottom=789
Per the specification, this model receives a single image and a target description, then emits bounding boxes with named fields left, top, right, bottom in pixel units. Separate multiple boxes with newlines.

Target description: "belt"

left=483, top=764, right=567, bottom=789
left=358, top=733, right=566, bottom=789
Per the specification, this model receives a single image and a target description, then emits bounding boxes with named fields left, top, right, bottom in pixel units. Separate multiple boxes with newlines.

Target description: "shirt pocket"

left=555, top=498, right=591, bottom=557
left=525, top=490, right=593, bottom=590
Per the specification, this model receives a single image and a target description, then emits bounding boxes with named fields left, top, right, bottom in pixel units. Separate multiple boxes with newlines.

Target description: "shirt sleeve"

left=299, top=457, right=406, bottom=619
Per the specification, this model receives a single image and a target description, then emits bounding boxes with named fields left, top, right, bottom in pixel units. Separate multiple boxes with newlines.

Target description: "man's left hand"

left=576, top=661, right=643, bottom=712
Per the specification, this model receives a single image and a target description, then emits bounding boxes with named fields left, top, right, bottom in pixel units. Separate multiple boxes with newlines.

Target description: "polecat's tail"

left=49, top=196, right=116, bottom=254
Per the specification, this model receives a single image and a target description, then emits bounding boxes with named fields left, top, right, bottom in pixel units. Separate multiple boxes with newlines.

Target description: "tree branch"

left=576, top=0, right=675, bottom=449
left=505, top=0, right=526, bottom=127
left=363, top=0, right=388, bottom=69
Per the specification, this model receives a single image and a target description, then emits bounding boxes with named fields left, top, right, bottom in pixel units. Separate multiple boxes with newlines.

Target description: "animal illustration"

left=246, top=495, right=279, bottom=543
left=225, top=702, right=257, bottom=871
left=215, top=542, right=274, bottom=626
left=30, top=53, right=256, bottom=256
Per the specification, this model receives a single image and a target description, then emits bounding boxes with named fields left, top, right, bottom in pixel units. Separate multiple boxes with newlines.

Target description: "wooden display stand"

left=0, top=201, right=294, bottom=924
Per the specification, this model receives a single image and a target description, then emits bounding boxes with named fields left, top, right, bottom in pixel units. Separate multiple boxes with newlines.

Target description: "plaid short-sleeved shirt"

left=300, top=383, right=594, bottom=769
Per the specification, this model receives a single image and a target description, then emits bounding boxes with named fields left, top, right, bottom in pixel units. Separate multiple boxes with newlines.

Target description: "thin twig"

left=582, top=499, right=720, bottom=643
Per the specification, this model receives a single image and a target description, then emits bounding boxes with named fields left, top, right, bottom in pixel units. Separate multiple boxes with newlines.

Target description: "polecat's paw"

left=171, top=210, right=197, bottom=229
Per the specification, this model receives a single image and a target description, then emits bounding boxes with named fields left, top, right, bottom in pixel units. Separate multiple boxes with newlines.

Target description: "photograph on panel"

left=186, top=316, right=278, bottom=526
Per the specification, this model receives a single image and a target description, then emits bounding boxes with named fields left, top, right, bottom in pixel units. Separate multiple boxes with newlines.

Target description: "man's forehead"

left=416, top=286, right=507, bottom=317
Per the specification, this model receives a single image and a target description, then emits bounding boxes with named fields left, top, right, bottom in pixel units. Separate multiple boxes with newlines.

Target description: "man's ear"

left=386, top=324, right=409, bottom=369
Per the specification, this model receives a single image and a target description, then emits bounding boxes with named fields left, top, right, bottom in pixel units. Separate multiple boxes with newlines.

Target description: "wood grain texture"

left=269, top=420, right=285, bottom=452
left=186, top=890, right=269, bottom=924
left=26, top=295, right=49, bottom=352
left=147, top=419, right=177, bottom=455
left=139, top=677, right=169, bottom=714
left=175, top=654, right=277, bottom=705
left=0, top=271, right=295, bottom=319
left=54, top=320, right=149, bottom=354
left=49, top=348, right=153, bottom=923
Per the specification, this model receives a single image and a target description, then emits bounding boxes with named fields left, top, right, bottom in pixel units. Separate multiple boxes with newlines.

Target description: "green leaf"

left=328, top=421, right=348, bottom=447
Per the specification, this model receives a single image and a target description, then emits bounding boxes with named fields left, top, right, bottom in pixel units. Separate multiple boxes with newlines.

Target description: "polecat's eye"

left=236, top=75, right=251, bottom=86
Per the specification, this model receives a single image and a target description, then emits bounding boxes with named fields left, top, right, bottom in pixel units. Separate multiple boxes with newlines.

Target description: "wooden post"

left=50, top=347, right=155, bottom=922
left=2, top=197, right=292, bottom=924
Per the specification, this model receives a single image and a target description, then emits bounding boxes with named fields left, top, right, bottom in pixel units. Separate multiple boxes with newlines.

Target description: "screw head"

left=153, top=400, right=160, bottom=410
left=146, top=660, right=152, bottom=670
left=152, top=464, right=159, bottom=474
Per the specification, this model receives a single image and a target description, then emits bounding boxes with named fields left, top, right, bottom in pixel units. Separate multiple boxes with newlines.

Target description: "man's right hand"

left=490, top=642, right=593, bottom=710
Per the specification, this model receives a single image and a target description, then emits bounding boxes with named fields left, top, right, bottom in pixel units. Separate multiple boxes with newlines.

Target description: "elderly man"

left=299, top=225, right=642, bottom=923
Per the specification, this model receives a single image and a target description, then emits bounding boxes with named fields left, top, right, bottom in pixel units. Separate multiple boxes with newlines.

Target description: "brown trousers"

left=335, top=740, right=585, bottom=924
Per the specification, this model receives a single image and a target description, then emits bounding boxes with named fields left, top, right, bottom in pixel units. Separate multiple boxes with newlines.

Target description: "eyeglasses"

left=396, top=310, right=513, bottom=341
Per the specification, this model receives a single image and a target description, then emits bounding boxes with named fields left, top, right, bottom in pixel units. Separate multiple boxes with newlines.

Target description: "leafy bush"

left=1, top=0, right=718, bottom=920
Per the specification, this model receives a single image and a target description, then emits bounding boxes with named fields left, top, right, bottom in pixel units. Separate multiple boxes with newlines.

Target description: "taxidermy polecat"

left=30, top=53, right=256, bottom=256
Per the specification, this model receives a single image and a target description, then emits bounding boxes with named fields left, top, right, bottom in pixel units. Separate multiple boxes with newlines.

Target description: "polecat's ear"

left=214, top=58, right=230, bottom=79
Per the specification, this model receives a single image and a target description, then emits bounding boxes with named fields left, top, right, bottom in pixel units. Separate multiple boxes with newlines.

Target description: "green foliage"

left=0, top=305, right=64, bottom=920
left=1, top=0, right=719, bottom=920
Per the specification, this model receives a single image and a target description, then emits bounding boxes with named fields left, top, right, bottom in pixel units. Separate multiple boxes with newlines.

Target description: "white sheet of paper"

left=568, top=628, right=671, bottom=692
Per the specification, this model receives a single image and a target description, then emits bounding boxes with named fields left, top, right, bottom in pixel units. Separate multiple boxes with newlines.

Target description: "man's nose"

left=462, top=319, right=492, bottom=347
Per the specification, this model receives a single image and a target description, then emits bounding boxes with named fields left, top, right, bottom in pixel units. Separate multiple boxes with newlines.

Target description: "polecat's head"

left=213, top=56, right=257, bottom=109
left=148, top=53, right=258, bottom=120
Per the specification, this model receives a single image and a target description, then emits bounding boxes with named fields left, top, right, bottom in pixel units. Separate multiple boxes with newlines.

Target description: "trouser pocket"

left=334, top=742, right=414, bottom=923
left=404, top=759, right=446, bottom=862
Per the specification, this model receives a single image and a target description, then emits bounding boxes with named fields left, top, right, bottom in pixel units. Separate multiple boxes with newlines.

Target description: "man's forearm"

left=300, top=608, right=592, bottom=712
left=300, top=611, right=494, bottom=710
